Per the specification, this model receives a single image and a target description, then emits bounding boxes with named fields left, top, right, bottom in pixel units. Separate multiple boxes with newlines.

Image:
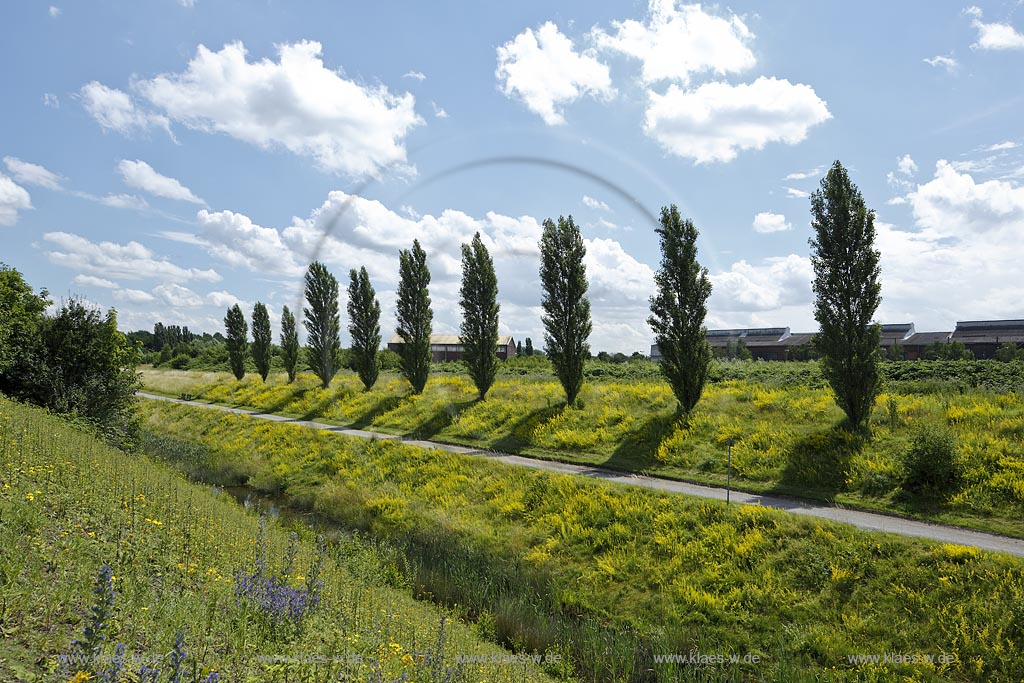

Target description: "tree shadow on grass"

left=488, top=403, right=566, bottom=454
left=349, top=393, right=406, bottom=430
left=407, top=399, right=478, bottom=440
left=775, top=422, right=866, bottom=495
left=255, top=385, right=311, bottom=416
left=604, top=410, right=682, bottom=471
left=299, top=386, right=357, bottom=421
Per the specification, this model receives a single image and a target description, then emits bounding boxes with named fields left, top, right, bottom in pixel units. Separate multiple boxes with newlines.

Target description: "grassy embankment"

left=0, top=396, right=558, bottom=683
left=139, top=398, right=1024, bottom=683
left=141, top=365, right=1024, bottom=538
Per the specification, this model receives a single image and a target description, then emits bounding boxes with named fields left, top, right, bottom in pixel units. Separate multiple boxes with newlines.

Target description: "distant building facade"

left=650, top=319, right=1024, bottom=361
left=387, top=334, right=517, bottom=362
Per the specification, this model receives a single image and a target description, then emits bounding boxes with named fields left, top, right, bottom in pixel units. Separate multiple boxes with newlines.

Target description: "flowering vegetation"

left=143, top=365, right=1024, bottom=536
left=140, top=399, right=1024, bottom=682
left=0, top=396, right=556, bottom=682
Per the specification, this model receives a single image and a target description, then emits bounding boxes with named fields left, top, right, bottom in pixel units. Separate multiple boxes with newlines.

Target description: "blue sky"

left=2, top=1, right=1023, bottom=353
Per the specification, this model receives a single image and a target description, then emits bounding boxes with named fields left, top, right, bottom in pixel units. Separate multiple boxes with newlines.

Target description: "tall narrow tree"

left=251, top=301, right=272, bottom=382
left=459, top=232, right=500, bottom=400
left=395, top=239, right=432, bottom=394
left=303, top=261, right=341, bottom=389
left=540, top=215, right=591, bottom=405
left=810, top=160, right=883, bottom=428
left=347, top=266, right=382, bottom=391
left=224, top=304, right=248, bottom=381
left=648, top=205, right=713, bottom=415
left=279, top=305, right=299, bottom=383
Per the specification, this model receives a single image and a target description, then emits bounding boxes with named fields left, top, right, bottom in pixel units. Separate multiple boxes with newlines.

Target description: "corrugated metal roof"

left=904, top=332, right=952, bottom=345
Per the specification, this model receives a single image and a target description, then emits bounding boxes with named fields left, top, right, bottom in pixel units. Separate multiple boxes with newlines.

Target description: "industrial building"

left=388, top=334, right=518, bottom=362
left=650, top=320, right=1024, bottom=361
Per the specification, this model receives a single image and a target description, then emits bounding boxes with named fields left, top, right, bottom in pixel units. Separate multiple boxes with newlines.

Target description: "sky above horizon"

left=2, top=0, right=1023, bottom=353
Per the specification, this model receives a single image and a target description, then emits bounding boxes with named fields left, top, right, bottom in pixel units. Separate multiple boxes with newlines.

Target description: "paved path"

left=139, top=392, right=1024, bottom=558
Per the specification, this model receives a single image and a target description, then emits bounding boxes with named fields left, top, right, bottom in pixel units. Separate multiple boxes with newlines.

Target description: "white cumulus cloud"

left=135, top=40, right=422, bottom=176
left=592, top=0, right=755, bottom=84
left=3, top=157, right=63, bottom=190
left=42, top=232, right=221, bottom=282
left=966, top=6, right=1024, bottom=50
left=79, top=81, right=171, bottom=137
left=582, top=194, right=610, bottom=211
left=643, top=77, right=831, bottom=163
left=752, top=212, right=791, bottom=234
left=496, top=22, right=615, bottom=125
left=0, top=175, right=32, bottom=226
left=118, top=159, right=205, bottom=204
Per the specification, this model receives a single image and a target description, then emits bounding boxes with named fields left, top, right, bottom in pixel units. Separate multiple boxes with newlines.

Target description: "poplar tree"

left=648, top=205, right=712, bottom=414
left=303, top=261, right=341, bottom=389
left=347, top=266, right=382, bottom=391
left=251, top=301, right=272, bottom=382
left=810, top=160, right=882, bottom=428
left=396, top=240, right=433, bottom=394
left=459, top=232, right=500, bottom=400
left=540, top=215, right=591, bottom=405
left=224, top=304, right=248, bottom=381
left=279, top=305, right=299, bottom=383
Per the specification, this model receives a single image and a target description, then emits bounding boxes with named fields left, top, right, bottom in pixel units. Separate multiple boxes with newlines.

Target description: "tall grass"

left=0, top=396, right=557, bottom=683
left=141, top=368, right=1024, bottom=537
left=140, top=399, right=1024, bottom=682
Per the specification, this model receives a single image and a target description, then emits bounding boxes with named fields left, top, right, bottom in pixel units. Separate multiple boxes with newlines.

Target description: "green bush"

left=903, top=424, right=958, bottom=493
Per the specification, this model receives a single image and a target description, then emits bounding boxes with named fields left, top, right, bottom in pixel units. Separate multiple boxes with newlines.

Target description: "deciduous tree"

left=224, top=304, right=248, bottom=381
left=303, top=262, right=342, bottom=389
left=396, top=240, right=432, bottom=394
left=459, top=232, right=500, bottom=399
left=251, top=302, right=272, bottom=382
left=279, top=305, right=299, bottom=383
left=540, top=215, right=591, bottom=405
left=347, top=267, right=381, bottom=391
left=810, top=160, right=882, bottom=429
left=648, top=205, right=712, bottom=414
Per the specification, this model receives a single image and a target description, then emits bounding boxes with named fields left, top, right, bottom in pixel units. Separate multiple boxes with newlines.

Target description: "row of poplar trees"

left=223, top=159, right=881, bottom=426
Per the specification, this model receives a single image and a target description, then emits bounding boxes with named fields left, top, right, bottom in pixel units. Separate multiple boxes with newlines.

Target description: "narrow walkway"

left=139, top=392, right=1024, bottom=558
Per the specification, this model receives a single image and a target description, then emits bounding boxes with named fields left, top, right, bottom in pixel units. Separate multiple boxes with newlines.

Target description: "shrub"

left=903, top=424, right=958, bottom=493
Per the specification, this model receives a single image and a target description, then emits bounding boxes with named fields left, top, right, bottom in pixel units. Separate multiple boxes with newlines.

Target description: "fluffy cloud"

left=431, top=102, right=449, bottom=119
left=785, top=187, right=810, bottom=199
left=0, top=175, right=32, bottom=226
left=42, top=93, right=59, bottom=109
left=966, top=6, right=1024, bottom=50
left=592, top=0, right=755, bottom=84
left=79, top=82, right=171, bottom=136
left=906, top=160, right=1024, bottom=236
left=3, top=157, right=63, bottom=190
left=923, top=54, right=959, bottom=72
left=709, top=254, right=814, bottom=314
left=112, top=288, right=157, bottom=304
left=195, top=209, right=303, bottom=276
left=42, top=232, right=221, bottom=282
left=118, top=159, right=205, bottom=204
left=153, top=283, right=205, bottom=308
left=874, top=162, right=1024, bottom=325
left=206, top=290, right=249, bottom=309
left=887, top=153, right=918, bottom=191
left=496, top=22, right=615, bottom=125
left=48, top=6, right=60, bottom=17
left=582, top=194, right=610, bottom=211
left=752, top=212, right=791, bottom=234
left=72, top=275, right=118, bottom=289
left=135, top=41, right=422, bottom=176
left=403, top=71, right=426, bottom=81
left=643, top=77, right=831, bottom=163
